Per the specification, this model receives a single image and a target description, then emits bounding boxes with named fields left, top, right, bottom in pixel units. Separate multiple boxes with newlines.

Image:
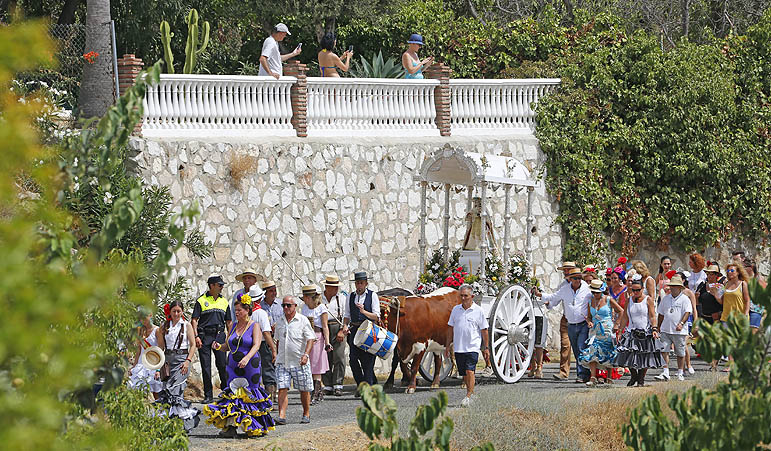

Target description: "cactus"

left=182, top=9, right=209, bottom=74
left=159, top=20, right=174, bottom=74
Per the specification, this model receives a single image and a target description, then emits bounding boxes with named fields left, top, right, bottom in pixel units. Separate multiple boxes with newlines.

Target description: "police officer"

left=343, top=271, right=380, bottom=389
left=191, top=275, right=231, bottom=403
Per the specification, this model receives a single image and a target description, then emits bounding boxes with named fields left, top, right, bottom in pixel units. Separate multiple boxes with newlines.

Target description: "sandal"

left=586, top=377, right=598, bottom=387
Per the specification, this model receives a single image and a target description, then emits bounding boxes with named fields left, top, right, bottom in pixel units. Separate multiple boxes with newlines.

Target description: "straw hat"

left=322, top=274, right=341, bottom=287
left=141, top=346, right=166, bottom=371
left=558, top=261, right=578, bottom=271
left=566, top=267, right=582, bottom=278
left=705, top=264, right=720, bottom=273
left=302, top=284, right=321, bottom=296
left=261, top=280, right=277, bottom=290
left=589, top=279, right=605, bottom=293
left=235, top=269, right=259, bottom=283
left=667, top=275, right=685, bottom=287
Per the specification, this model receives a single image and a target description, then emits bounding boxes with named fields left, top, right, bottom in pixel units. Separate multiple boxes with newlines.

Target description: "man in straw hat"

left=230, top=269, right=260, bottom=325
left=654, top=275, right=692, bottom=382
left=343, top=271, right=380, bottom=389
left=550, top=262, right=578, bottom=380
left=321, top=275, right=347, bottom=397
left=191, top=275, right=231, bottom=403
left=274, top=295, right=316, bottom=424
left=534, top=266, right=592, bottom=383
left=259, top=279, right=282, bottom=401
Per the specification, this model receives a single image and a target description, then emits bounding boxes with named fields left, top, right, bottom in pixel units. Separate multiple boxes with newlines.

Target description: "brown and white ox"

left=379, top=288, right=461, bottom=393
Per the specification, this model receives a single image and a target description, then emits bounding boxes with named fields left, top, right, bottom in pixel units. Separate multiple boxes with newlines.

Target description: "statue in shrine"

left=460, top=197, right=498, bottom=275
left=462, top=197, right=497, bottom=252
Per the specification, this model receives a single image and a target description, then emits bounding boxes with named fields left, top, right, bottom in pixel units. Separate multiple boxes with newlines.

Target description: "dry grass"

left=229, top=153, right=258, bottom=189
left=450, top=373, right=723, bottom=451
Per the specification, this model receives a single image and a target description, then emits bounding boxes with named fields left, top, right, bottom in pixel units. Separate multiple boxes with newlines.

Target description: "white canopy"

left=414, top=146, right=535, bottom=187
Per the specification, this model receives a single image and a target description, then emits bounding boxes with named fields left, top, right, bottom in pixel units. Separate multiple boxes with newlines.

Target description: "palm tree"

left=78, top=0, right=114, bottom=118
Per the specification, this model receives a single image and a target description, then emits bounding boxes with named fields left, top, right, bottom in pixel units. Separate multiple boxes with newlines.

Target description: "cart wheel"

left=418, top=351, right=454, bottom=383
left=488, top=284, right=535, bottom=383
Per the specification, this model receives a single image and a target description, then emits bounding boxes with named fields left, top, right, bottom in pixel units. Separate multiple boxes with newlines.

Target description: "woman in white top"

left=613, top=276, right=662, bottom=387
left=155, top=300, right=200, bottom=432
left=631, top=260, right=657, bottom=305
left=128, top=311, right=163, bottom=398
left=301, top=285, right=331, bottom=405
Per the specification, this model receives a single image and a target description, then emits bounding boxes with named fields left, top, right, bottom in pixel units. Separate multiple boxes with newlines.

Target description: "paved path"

left=188, top=359, right=714, bottom=449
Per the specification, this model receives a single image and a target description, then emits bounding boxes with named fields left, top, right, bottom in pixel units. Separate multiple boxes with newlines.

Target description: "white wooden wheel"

left=488, top=284, right=536, bottom=383
left=418, top=350, right=454, bottom=383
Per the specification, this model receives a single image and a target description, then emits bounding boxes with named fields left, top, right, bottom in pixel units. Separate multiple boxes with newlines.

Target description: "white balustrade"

left=449, top=79, right=560, bottom=135
left=142, top=74, right=296, bottom=138
left=306, top=78, right=440, bottom=137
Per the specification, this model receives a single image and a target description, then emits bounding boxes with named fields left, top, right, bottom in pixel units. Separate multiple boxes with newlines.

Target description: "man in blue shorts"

left=447, top=284, right=489, bottom=407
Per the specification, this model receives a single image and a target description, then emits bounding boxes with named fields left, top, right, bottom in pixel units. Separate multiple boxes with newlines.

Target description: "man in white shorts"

left=655, top=275, right=692, bottom=381
left=273, top=295, right=316, bottom=424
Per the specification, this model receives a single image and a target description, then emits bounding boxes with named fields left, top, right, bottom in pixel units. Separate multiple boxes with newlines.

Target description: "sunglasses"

left=726, top=269, right=736, bottom=273
left=631, top=288, right=642, bottom=292
left=281, top=303, right=295, bottom=308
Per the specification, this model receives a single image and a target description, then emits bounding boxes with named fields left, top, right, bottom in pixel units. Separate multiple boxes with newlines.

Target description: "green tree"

left=624, top=280, right=771, bottom=450
left=1, top=19, right=200, bottom=450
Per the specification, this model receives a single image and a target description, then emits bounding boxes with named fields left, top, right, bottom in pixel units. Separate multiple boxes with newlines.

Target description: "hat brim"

left=323, top=281, right=341, bottom=287
left=350, top=278, right=368, bottom=281
left=141, top=346, right=166, bottom=371
left=407, top=41, right=423, bottom=45
left=235, top=272, right=258, bottom=282
left=590, top=288, right=604, bottom=293
left=667, top=282, right=685, bottom=287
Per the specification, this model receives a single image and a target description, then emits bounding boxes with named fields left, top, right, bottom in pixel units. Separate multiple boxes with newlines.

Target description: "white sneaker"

left=461, top=396, right=471, bottom=407
left=654, top=371, right=670, bottom=381
left=687, top=367, right=695, bottom=375
left=481, top=366, right=494, bottom=377
left=677, top=373, right=685, bottom=381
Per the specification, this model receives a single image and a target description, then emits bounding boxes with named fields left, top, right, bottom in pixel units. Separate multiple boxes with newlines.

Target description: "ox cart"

left=409, top=145, right=542, bottom=385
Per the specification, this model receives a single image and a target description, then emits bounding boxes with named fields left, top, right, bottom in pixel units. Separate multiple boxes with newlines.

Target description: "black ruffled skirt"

left=613, top=328, right=663, bottom=369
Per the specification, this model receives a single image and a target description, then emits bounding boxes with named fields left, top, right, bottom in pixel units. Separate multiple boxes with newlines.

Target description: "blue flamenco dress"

left=203, top=322, right=275, bottom=437
left=579, top=301, right=617, bottom=368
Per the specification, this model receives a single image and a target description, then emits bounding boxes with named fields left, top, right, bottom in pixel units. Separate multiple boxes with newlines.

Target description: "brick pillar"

left=425, top=63, right=452, bottom=137
left=117, top=54, right=144, bottom=134
left=284, top=61, right=308, bottom=138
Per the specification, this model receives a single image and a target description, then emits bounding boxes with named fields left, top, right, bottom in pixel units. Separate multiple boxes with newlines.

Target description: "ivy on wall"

left=534, top=12, right=771, bottom=262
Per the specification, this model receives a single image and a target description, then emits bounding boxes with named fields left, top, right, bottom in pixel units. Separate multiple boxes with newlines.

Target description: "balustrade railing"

left=139, top=73, right=560, bottom=138
left=142, top=75, right=296, bottom=138
left=306, top=78, right=440, bottom=137
left=449, top=79, right=560, bottom=134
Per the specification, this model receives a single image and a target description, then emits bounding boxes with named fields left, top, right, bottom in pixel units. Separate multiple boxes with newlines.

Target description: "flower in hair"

left=632, top=274, right=643, bottom=281
left=239, top=293, right=253, bottom=306
left=163, top=303, right=171, bottom=321
left=665, top=270, right=677, bottom=279
left=617, top=257, right=628, bottom=265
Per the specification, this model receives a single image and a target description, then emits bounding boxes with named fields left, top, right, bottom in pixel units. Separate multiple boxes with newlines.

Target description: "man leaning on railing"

left=259, top=23, right=302, bottom=80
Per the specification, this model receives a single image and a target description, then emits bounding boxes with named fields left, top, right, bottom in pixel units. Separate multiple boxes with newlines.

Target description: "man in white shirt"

left=343, top=271, right=380, bottom=390
left=447, top=284, right=489, bottom=407
left=535, top=266, right=593, bottom=382
left=258, top=23, right=301, bottom=79
left=655, top=275, right=693, bottom=382
left=554, top=261, right=578, bottom=380
left=274, top=295, right=316, bottom=424
left=320, top=274, right=347, bottom=396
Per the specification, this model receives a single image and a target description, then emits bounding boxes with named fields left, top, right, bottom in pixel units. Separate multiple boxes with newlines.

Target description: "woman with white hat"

left=580, top=279, right=623, bottom=386
left=402, top=33, right=433, bottom=79
left=301, top=285, right=331, bottom=405
left=127, top=309, right=163, bottom=399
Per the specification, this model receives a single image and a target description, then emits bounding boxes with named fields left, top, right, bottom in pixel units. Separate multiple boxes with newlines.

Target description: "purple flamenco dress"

left=203, top=322, right=275, bottom=437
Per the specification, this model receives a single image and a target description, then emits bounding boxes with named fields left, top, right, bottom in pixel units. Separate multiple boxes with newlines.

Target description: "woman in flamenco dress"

left=203, top=294, right=276, bottom=438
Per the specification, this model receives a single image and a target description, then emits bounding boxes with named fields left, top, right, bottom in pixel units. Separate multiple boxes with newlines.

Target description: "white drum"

left=353, top=320, right=399, bottom=360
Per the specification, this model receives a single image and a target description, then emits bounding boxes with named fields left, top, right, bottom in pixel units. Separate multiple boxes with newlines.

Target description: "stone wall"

left=128, top=135, right=566, bottom=295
